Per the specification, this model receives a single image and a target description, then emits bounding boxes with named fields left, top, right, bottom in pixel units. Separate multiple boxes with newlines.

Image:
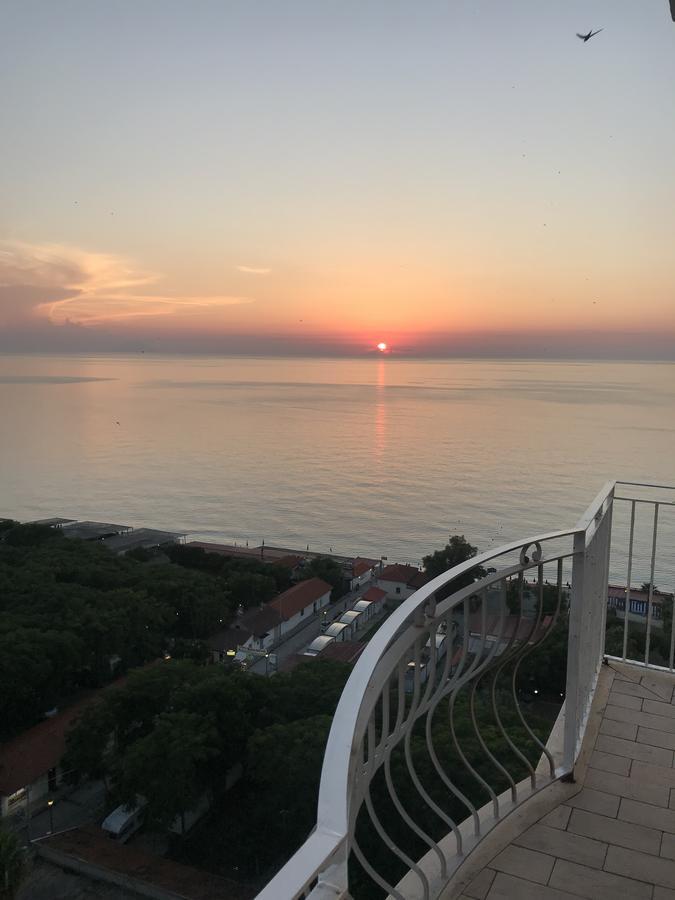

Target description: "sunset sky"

left=2, top=0, right=674, bottom=357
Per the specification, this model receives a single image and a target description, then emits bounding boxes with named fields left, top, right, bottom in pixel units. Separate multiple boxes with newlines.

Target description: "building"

left=361, top=585, right=387, bottom=613
left=207, top=604, right=283, bottom=662
left=348, top=558, right=379, bottom=591
left=377, top=563, right=428, bottom=601
left=0, top=701, right=93, bottom=819
left=268, top=578, right=332, bottom=637
left=607, top=583, right=671, bottom=628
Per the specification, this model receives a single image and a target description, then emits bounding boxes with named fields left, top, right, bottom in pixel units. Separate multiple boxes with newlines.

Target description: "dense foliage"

left=0, top=525, right=284, bottom=738
left=64, top=659, right=352, bottom=855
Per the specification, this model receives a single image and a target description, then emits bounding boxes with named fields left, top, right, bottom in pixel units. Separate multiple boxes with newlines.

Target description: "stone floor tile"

left=486, top=872, right=578, bottom=900
left=605, top=844, right=675, bottom=889
left=586, top=766, right=668, bottom=806
left=640, top=675, right=674, bottom=702
left=567, top=787, right=620, bottom=817
left=644, top=699, right=675, bottom=719
left=539, top=805, right=572, bottom=830
left=638, top=726, right=675, bottom=751
left=662, top=833, right=675, bottom=860
left=600, top=717, right=638, bottom=740
left=568, top=807, right=662, bottom=854
left=670, top=788, right=675, bottom=809
left=619, top=797, right=675, bottom=834
left=596, top=732, right=674, bottom=766
left=549, top=858, right=651, bottom=900
left=513, top=822, right=607, bottom=868
left=465, top=867, right=496, bottom=899
left=612, top=679, right=670, bottom=701
left=490, top=845, right=555, bottom=884
left=609, top=690, right=644, bottom=710
left=606, top=704, right=675, bottom=734
left=631, top=760, right=675, bottom=789
left=654, top=887, right=675, bottom=900
left=589, top=749, right=632, bottom=776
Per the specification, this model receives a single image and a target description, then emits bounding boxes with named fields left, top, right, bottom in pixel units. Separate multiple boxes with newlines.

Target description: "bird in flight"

left=577, top=28, right=603, bottom=42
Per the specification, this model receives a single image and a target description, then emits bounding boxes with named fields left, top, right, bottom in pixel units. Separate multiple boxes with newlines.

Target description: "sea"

left=1, top=354, right=674, bottom=579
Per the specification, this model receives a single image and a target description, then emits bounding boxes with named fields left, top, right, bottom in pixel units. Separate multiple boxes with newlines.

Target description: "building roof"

left=362, top=586, right=387, bottom=603
left=240, top=604, right=282, bottom=637
left=340, top=610, right=363, bottom=624
left=353, top=600, right=372, bottom=613
left=608, top=584, right=673, bottom=601
left=379, top=564, right=422, bottom=586
left=320, top=641, right=366, bottom=664
left=0, top=665, right=159, bottom=796
left=305, top=635, right=335, bottom=655
left=26, top=517, right=77, bottom=527
left=273, top=554, right=305, bottom=569
left=325, top=621, right=350, bottom=637
left=62, top=521, right=131, bottom=540
left=39, top=826, right=254, bottom=900
left=102, top=528, right=186, bottom=554
left=206, top=625, right=253, bottom=653
left=268, top=578, right=332, bottom=621
left=0, top=699, right=95, bottom=796
left=352, top=560, right=375, bottom=578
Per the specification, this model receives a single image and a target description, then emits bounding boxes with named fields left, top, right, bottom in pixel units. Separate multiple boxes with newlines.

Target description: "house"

left=207, top=605, right=283, bottom=663
left=352, top=599, right=375, bottom=621
left=338, top=609, right=364, bottom=639
left=377, top=564, right=428, bottom=602
left=361, top=585, right=387, bottom=614
left=324, top=621, right=351, bottom=642
left=607, top=584, right=671, bottom=628
left=319, top=641, right=366, bottom=665
left=268, top=578, right=332, bottom=637
left=348, top=557, right=379, bottom=591
left=0, top=699, right=94, bottom=819
left=303, top=635, right=336, bottom=657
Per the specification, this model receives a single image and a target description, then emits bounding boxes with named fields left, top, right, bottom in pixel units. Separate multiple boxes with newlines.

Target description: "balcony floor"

left=450, top=661, right=675, bottom=900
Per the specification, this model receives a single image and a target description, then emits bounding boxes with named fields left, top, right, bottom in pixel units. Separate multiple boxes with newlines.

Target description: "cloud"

left=236, top=265, right=270, bottom=274
left=0, top=241, right=253, bottom=329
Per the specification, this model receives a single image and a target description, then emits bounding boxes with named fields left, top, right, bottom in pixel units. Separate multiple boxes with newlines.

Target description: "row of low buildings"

left=206, top=562, right=428, bottom=665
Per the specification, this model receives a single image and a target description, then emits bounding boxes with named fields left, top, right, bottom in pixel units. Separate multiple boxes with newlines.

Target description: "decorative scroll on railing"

left=256, top=480, right=673, bottom=900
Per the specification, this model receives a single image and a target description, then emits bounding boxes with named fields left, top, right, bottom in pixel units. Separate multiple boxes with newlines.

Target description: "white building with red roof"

left=268, top=577, right=332, bottom=637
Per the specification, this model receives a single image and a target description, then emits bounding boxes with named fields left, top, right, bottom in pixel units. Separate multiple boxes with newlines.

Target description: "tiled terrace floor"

left=456, top=661, right=675, bottom=900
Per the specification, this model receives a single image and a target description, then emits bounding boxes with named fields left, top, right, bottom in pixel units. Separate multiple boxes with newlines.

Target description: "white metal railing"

left=256, top=480, right=673, bottom=900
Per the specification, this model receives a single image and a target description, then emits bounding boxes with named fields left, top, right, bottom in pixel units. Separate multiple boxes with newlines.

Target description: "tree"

left=298, top=557, right=345, bottom=599
left=116, top=711, right=220, bottom=830
left=0, top=827, right=27, bottom=900
left=423, top=535, right=486, bottom=597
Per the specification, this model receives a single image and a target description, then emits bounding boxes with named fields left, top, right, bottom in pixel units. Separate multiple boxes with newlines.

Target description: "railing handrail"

left=257, top=479, right=674, bottom=899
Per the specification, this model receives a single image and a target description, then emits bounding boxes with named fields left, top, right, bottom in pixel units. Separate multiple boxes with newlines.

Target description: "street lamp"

left=47, top=798, right=54, bottom=834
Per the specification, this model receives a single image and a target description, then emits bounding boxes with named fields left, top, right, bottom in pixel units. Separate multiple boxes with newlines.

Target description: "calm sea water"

left=1, top=354, right=674, bottom=574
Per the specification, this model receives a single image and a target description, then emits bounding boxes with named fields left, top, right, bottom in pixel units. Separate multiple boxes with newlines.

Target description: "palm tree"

left=0, top=828, right=27, bottom=900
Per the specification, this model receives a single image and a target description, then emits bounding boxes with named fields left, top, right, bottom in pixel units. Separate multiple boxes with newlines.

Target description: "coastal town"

left=1, top=515, right=672, bottom=900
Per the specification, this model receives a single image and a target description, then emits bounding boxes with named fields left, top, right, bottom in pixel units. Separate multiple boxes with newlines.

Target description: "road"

left=248, top=583, right=374, bottom=674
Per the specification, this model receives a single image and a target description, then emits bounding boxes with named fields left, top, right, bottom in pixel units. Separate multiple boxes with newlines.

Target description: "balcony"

left=256, top=481, right=675, bottom=900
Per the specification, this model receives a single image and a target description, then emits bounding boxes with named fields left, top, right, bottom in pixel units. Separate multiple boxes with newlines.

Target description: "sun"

left=377, top=342, right=388, bottom=352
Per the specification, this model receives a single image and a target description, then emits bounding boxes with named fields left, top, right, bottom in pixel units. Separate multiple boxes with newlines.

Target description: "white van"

left=101, top=797, right=147, bottom=843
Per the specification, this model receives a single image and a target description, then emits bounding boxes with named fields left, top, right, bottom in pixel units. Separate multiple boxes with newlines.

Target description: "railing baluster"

left=623, top=501, right=636, bottom=661
left=645, top=503, right=660, bottom=667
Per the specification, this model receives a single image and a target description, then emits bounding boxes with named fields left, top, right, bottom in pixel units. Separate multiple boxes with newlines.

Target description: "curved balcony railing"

left=256, top=480, right=674, bottom=900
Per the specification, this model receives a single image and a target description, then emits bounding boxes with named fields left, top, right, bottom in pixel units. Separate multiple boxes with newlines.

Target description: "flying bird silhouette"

left=577, top=28, right=603, bottom=42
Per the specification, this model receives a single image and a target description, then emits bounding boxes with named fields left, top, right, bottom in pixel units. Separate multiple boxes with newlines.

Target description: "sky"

left=1, top=0, right=674, bottom=358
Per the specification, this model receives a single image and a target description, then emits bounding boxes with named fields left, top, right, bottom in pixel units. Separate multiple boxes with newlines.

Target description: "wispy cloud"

left=0, top=241, right=253, bottom=328
left=236, top=265, right=270, bottom=274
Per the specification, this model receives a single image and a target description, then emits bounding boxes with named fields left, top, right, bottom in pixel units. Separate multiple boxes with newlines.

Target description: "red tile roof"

left=39, top=826, right=254, bottom=900
left=319, top=641, right=366, bottom=664
left=362, top=586, right=386, bottom=603
left=268, top=578, right=332, bottom=621
left=0, top=666, right=158, bottom=796
left=352, top=560, right=374, bottom=578
left=379, top=564, right=422, bottom=586
left=0, top=700, right=94, bottom=796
